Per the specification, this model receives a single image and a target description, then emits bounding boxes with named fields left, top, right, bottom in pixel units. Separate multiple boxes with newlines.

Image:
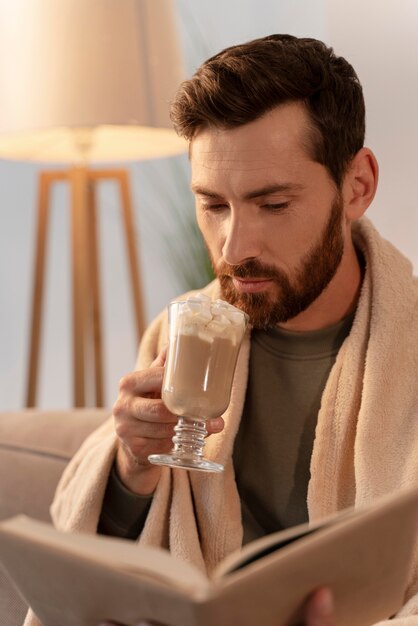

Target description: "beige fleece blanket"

left=24, top=218, right=418, bottom=626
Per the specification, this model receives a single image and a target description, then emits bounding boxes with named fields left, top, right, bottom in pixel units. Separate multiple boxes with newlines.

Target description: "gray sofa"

left=0, top=409, right=110, bottom=626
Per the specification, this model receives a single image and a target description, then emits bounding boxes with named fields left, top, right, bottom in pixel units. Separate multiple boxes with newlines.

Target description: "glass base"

left=148, top=453, right=224, bottom=473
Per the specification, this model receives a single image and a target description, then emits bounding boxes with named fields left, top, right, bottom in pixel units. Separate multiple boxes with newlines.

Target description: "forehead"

left=190, top=102, right=315, bottom=185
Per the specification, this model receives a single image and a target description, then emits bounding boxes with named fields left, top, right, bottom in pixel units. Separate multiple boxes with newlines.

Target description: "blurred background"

left=1, top=0, right=417, bottom=409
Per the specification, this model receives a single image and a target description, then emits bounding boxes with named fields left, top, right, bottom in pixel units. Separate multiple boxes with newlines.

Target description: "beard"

left=213, top=194, right=345, bottom=329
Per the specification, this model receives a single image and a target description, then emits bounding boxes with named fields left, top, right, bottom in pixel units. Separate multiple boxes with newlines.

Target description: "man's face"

left=191, top=102, right=349, bottom=329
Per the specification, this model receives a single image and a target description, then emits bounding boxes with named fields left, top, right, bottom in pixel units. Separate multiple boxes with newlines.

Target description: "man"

left=24, top=35, right=418, bottom=626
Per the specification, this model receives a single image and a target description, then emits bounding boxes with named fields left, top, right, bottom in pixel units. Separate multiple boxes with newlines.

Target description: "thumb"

left=305, top=587, right=335, bottom=625
left=206, top=416, right=225, bottom=436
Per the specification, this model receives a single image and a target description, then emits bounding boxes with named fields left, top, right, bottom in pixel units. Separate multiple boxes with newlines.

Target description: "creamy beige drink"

left=149, top=295, right=247, bottom=472
left=162, top=295, right=247, bottom=420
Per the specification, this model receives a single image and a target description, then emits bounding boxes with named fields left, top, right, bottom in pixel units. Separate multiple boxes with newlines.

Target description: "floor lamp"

left=27, top=166, right=145, bottom=408
left=0, top=0, right=186, bottom=407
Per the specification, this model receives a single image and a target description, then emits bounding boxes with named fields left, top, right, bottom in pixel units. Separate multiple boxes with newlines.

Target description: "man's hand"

left=302, top=587, right=335, bottom=625
left=112, top=350, right=225, bottom=496
left=99, top=587, right=335, bottom=626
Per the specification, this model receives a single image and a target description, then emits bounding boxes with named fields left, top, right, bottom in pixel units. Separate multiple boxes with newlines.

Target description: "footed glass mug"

left=148, top=295, right=248, bottom=473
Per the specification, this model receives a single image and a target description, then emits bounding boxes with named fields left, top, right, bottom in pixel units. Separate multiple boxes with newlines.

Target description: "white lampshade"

left=0, top=0, right=186, bottom=162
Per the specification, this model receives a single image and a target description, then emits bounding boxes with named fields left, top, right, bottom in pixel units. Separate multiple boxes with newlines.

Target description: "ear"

left=342, top=147, right=379, bottom=221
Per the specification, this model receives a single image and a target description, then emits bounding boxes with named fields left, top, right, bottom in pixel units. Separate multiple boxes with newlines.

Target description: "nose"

left=222, top=209, right=262, bottom=266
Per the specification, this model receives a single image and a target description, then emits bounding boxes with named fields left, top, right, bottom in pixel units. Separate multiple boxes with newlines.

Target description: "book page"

left=213, top=508, right=346, bottom=579
left=0, top=515, right=210, bottom=594
left=203, top=487, right=418, bottom=626
left=0, top=516, right=207, bottom=626
left=213, top=486, right=418, bottom=581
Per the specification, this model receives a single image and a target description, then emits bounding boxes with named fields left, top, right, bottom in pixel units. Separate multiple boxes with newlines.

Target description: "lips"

left=231, top=277, right=274, bottom=293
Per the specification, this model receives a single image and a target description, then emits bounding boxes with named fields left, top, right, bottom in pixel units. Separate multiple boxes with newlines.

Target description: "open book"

left=1, top=486, right=417, bottom=626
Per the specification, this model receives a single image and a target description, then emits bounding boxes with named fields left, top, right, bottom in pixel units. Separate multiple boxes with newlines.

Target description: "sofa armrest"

left=0, top=408, right=110, bottom=626
left=0, top=409, right=110, bottom=522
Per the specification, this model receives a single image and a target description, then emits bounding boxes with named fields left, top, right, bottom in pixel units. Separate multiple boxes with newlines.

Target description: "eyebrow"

left=191, top=183, right=305, bottom=200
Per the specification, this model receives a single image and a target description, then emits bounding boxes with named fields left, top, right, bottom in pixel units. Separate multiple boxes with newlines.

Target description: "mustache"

left=216, top=259, right=282, bottom=280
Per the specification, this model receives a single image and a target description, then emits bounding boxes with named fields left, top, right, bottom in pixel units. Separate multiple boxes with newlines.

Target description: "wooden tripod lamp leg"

left=70, top=167, right=90, bottom=407
left=117, top=170, right=146, bottom=343
left=86, top=175, right=104, bottom=407
left=26, top=167, right=142, bottom=408
left=26, top=173, right=52, bottom=407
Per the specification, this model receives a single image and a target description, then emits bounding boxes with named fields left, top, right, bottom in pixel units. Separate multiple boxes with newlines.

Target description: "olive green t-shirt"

left=98, top=313, right=353, bottom=542
left=233, top=313, right=354, bottom=545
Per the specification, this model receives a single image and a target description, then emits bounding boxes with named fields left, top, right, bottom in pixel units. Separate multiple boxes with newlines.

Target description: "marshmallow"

left=173, top=294, right=246, bottom=339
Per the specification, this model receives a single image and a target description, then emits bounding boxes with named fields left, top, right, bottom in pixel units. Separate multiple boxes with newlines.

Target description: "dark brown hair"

left=170, top=34, right=365, bottom=187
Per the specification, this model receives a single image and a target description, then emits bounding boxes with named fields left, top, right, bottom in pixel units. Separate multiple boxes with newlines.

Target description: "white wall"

left=2, top=0, right=416, bottom=409
left=328, top=0, right=418, bottom=268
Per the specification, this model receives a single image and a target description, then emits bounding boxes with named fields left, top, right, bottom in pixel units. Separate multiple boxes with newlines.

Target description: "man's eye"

left=203, top=203, right=228, bottom=211
left=262, top=202, right=290, bottom=212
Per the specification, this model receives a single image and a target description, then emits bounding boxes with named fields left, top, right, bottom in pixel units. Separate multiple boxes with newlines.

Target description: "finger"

left=115, top=396, right=177, bottom=424
left=133, top=396, right=178, bottom=423
left=206, top=417, right=225, bottom=435
left=130, top=438, right=173, bottom=460
left=304, top=587, right=335, bottom=626
left=116, top=434, right=173, bottom=468
left=120, top=419, right=176, bottom=439
left=151, top=346, right=167, bottom=367
left=118, top=437, right=173, bottom=467
left=118, top=367, right=165, bottom=397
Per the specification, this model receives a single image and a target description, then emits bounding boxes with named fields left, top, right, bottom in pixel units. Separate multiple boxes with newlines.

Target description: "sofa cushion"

left=0, top=408, right=110, bottom=626
left=0, top=409, right=110, bottom=521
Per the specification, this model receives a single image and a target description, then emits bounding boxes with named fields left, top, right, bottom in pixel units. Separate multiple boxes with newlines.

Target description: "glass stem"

left=172, top=417, right=207, bottom=461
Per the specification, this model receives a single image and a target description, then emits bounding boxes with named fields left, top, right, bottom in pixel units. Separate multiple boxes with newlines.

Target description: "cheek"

left=196, top=211, right=224, bottom=256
